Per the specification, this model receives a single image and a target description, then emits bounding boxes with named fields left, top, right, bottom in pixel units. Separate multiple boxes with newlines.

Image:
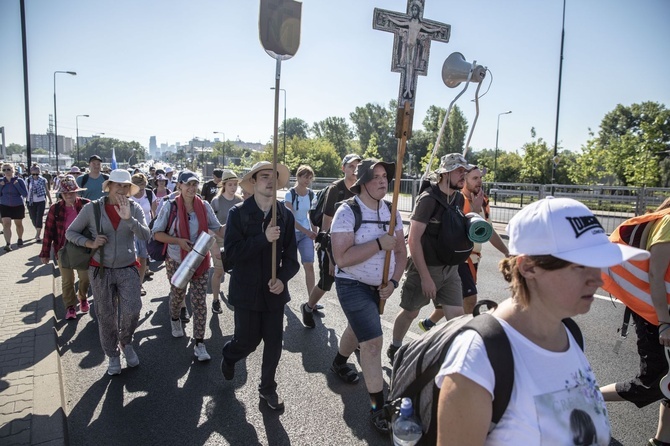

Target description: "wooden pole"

left=271, top=58, right=281, bottom=283
left=380, top=101, right=411, bottom=314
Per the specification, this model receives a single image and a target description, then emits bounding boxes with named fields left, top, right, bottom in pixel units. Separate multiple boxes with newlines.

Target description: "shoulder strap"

left=289, top=187, right=297, bottom=206
left=81, top=174, right=90, bottom=188
left=309, top=189, right=314, bottom=203
left=93, top=200, right=104, bottom=272
left=146, top=188, right=154, bottom=203
left=562, top=317, right=584, bottom=350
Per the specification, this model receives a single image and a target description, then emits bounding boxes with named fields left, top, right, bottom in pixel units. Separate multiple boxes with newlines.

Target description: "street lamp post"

left=213, top=131, right=225, bottom=167
left=493, top=111, right=512, bottom=184
left=270, top=87, right=286, bottom=164
left=75, top=114, right=89, bottom=164
left=54, top=71, right=76, bottom=172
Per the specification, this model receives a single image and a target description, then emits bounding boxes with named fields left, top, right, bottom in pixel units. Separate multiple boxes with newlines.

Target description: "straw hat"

left=240, top=161, right=289, bottom=195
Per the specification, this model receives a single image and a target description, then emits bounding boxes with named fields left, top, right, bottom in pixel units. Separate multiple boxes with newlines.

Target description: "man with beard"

left=387, top=153, right=474, bottom=362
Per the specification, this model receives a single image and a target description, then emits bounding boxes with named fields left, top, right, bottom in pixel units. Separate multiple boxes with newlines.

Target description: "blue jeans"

left=335, top=277, right=382, bottom=343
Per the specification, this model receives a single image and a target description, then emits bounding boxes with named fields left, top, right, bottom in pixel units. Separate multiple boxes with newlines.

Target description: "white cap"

left=507, top=197, right=649, bottom=268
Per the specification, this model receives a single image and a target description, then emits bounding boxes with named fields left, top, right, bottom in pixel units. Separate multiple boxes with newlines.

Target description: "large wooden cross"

left=373, top=0, right=450, bottom=137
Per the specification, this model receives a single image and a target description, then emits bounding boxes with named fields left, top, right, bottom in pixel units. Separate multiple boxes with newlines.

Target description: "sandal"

left=370, top=408, right=390, bottom=434
left=330, top=361, right=360, bottom=384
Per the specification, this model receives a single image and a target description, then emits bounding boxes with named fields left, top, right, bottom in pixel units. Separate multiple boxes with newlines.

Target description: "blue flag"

left=111, top=148, right=118, bottom=170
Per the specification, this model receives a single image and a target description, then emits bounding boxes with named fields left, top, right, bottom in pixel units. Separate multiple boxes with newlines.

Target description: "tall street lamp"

left=493, top=111, right=512, bottom=184
left=270, top=87, right=286, bottom=164
left=213, top=131, right=225, bottom=167
left=54, top=70, right=76, bottom=172
left=75, top=114, right=89, bottom=164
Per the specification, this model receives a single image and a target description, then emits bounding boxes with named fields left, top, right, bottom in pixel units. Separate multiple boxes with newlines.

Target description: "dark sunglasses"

left=31, top=173, right=39, bottom=176
left=2, top=168, right=12, bottom=172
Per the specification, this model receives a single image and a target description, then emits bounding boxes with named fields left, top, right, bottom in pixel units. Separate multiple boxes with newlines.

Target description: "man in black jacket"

left=221, top=161, right=299, bottom=411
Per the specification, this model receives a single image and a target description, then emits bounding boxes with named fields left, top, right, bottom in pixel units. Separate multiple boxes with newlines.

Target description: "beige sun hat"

left=102, top=169, right=140, bottom=196
left=239, top=161, right=289, bottom=195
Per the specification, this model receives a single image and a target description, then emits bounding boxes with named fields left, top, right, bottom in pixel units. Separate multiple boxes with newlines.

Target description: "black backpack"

left=385, top=300, right=584, bottom=445
left=81, top=173, right=110, bottom=188
left=309, top=179, right=347, bottom=229
left=339, top=197, right=393, bottom=233
left=288, top=187, right=314, bottom=214
left=426, top=184, right=473, bottom=266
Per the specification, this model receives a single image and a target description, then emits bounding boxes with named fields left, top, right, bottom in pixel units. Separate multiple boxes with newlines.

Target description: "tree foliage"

left=312, top=116, right=354, bottom=158
left=349, top=101, right=396, bottom=161
left=259, top=136, right=341, bottom=177
left=281, top=117, right=310, bottom=140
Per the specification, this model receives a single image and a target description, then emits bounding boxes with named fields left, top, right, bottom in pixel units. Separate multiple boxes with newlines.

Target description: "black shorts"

left=0, top=204, right=25, bottom=220
left=316, top=246, right=334, bottom=292
left=615, top=310, right=669, bottom=408
left=458, top=261, right=478, bottom=297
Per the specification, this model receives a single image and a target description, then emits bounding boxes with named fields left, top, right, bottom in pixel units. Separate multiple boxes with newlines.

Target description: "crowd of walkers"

left=6, top=153, right=670, bottom=445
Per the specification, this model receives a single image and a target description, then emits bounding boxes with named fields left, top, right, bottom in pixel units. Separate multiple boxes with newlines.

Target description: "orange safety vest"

left=601, top=208, right=670, bottom=325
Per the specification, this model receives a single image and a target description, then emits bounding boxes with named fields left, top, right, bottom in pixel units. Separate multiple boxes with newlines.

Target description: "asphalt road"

left=57, top=242, right=657, bottom=446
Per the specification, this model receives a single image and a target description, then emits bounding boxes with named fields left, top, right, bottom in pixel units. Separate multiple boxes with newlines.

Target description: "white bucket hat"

left=102, top=169, right=140, bottom=196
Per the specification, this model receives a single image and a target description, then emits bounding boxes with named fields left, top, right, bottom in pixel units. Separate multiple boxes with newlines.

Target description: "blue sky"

left=1, top=0, right=669, bottom=158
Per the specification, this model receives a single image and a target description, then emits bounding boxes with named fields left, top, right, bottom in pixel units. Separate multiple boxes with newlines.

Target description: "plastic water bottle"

left=392, top=397, right=423, bottom=446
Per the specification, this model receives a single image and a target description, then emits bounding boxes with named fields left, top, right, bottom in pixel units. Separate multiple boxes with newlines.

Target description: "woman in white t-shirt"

left=435, top=197, right=650, bottom=446
left=329, top=159, right=407, bottom=433
left=284, top=165, right=317, bottom=302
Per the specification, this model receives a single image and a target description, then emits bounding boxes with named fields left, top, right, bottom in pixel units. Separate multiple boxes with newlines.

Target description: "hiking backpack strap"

left=81, top=174, right=89, bottom=188
left=562, top=317, right=584, bottom=350
left=93, top=199, right=104, bottom=276
left=345, top=198, right=393, bottom=233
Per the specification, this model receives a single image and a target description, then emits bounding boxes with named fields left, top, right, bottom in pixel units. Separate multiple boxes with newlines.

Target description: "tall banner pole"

left=259, top=0, right=302, bottom=283
left=373, top=0, right=450, bottom=314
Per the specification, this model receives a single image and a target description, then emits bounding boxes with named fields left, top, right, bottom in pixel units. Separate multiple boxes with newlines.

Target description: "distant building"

left=149, top=136, right=158, bottom=158
left=30, top=133, right=73, bottom=154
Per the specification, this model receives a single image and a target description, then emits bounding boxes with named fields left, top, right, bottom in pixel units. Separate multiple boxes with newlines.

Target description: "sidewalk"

left=0, top=216, right=67, bottom=446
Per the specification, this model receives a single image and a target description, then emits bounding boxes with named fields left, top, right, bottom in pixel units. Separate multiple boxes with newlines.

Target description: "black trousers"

left=28, top=201, right=46, bottom=229
left=222, top=306, right=284, bottom=395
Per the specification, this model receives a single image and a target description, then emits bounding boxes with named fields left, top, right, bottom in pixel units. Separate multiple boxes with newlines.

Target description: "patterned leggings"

left=165, top=257, right=208, bottom=340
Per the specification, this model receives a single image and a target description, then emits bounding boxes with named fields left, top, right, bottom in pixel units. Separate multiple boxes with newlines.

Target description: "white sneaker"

left=122, top=344, right=139, bottom=367
left=194, top=343, right=211, bottom=361
left=107, top=356, right=122, bottom=375
left=171, top=319, right=184, bottom=338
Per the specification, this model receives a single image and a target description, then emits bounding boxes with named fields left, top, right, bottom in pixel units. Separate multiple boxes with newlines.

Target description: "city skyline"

left=1, top=0, right=669, bottom=158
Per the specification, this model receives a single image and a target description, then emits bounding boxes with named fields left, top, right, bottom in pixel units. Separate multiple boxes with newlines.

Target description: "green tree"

left=362, top=133, right=381, bottom=159
left=422, top=104, right=468, bottom=157
left=6, top=143, right=25, bottom=155
left=312, top=116, right=353, bottom=158
left=349, top=101, right=396, bottom=161
left=496, top=151, right=523, bottom=183
left=259, top=136, right=340, bottom=177
left=519, top=137, right=553, bottom=184
left=281, top=117, right=310, bottom=140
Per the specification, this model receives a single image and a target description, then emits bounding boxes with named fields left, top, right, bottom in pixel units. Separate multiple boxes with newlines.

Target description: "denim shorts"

left=335, top=277, right=382, bottom=343
left=134, top=237, right=148, bottom=259
left=295, top=231, right=315, bottom=264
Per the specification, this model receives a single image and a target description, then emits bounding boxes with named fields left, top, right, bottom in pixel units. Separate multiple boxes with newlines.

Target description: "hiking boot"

left=301, top=303, right=315, bottom=328
left=418, top=318, right=435, bottom=332
left=16, top=238, right=23, bottom=246
left=79, top=299, right=90, bottom=313
left=107, top=356, right=122, bottom=376
left=3, top=244, right=11, bottom=252
left=122, top=344, right=139, bottom=367
left=212, top=300, right=223, bottom=314
left=65, top=306, right=77, bottom=320
left=194, top=343, right=211, bottom=361
left=260, top=392, right=285, bottom=411
left=221, top=357, right=235, bottom=380
left=171, top=319, right=184, bottom=338
left=387, top=344, right=400, bottom=363
left=180, top=307, right=190, bottom=323
left=330, top=361, right=360, bottom=384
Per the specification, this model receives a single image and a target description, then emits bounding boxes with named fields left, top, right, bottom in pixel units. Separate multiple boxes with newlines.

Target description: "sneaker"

left=370, top=408, right=390, bottom=434
left=330, top=361, right=360, bottom=384
left=3, top=244, right=11, bottom=252
left=65, top=306, right=77, bottom=320
left=387, top=344, right=400, bottom=363
left=140, top=286, right=147, bottom=296
left=315, top=304, right=324, bottom=310
left=144, top=269, right=154, bottom=278
left=194, top=343, right=211, bottom=361
left=221, top=357, right=235, bottom=380
left=180, top=307, right=190, bottom=323
left=79, top=299, right=90, bottom=313
left=260, top=392, right=285, bottom=411
left=122, top=344, right=139, bottom=367
left=107, top=356, right=122, bottom=376
left=171, top=319, right=184, bottom=338
left=301, top=303, right=315, bottom=329
left=16, top=238, right=23, bottom=246
left=418, top=318, right=435, bottom=332
left=35, top=237, right=41, bottom=243
left=212, top=300, right=223, bottom=314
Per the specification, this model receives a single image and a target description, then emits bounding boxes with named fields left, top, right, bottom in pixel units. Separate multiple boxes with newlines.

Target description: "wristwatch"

left=389, top=279, right=399, bottom=289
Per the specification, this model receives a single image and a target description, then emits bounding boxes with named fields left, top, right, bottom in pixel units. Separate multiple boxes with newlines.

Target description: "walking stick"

left=380, top=101, right=411, bottom=314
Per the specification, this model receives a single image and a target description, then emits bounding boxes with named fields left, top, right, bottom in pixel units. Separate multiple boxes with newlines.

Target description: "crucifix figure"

left=373, top=0, right=450, bottom=106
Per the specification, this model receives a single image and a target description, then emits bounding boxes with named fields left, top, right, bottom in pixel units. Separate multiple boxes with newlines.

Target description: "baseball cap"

left=342, top=153, right=362, bottom=167
left=212, top=169, right=224, bottom=179
left=89, top=155, right=102, bottom=162
left=507, top=197, right=649, bottom=268
left=178, top=171, right=200, bottom=183
left=435, top=153, right=475, bottom=174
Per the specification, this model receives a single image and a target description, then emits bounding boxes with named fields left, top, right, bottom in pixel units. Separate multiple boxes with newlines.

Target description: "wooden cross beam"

left=373, top=0, right=450, bottom=137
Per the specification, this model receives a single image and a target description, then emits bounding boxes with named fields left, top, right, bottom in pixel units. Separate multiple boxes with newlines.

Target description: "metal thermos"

left=170, top=232, right=216, bottom=289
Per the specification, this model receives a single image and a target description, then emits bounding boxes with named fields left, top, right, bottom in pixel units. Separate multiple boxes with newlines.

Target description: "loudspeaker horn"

left=442, top=52, right=486, bottom=88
